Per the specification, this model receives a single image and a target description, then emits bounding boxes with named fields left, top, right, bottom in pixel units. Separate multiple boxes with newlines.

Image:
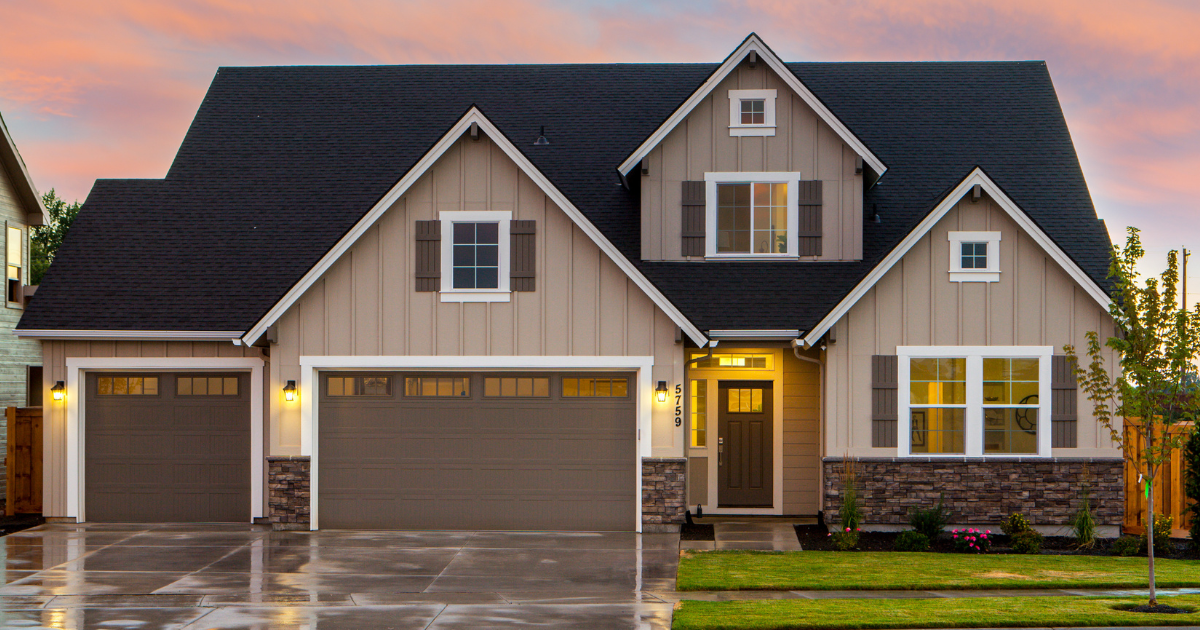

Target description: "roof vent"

left=971, top=184, right=982, bottom=203
left=748, top=50, right=758, bottom=68
left=534, top=126, right=549, bottom=146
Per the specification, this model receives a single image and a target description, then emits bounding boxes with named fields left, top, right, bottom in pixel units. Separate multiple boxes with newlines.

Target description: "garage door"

left=319, top=372, right=637, bottom=530
left=85, top=373, right=250, bottom=522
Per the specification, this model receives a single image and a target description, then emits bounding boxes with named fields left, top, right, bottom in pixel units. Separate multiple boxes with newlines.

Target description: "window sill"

left=705, top=255, right=799, bottom=262
left=439, top=291, right=511, bottom=303
left=729, top=125, right=776, bottom=137
left=949, top=271, right=1000, bottom=283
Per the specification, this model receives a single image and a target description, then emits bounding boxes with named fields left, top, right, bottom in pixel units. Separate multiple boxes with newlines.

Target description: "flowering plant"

left=951, top=528, right=992, bottom=554
left=829, top=526, right=861, bottom=551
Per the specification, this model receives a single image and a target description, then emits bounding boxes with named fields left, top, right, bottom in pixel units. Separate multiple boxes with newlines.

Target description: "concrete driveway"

left=0, top=523, right=678, bottom=629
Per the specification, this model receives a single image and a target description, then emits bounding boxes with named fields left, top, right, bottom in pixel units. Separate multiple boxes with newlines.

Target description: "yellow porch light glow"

left=283, top=380, right=298, bottom=402
left=51, top=381, right=65, bottom=401
left=655, top=381, right=668, bottom=403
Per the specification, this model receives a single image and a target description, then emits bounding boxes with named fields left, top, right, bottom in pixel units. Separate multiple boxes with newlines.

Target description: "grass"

left=677, top=550, right=1200, bottom=591
left=672, top=594, right=1200, bottom=629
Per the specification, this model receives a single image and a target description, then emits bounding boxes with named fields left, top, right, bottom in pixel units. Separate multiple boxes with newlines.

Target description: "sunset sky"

left=2, top=0, right=1197, bottom=303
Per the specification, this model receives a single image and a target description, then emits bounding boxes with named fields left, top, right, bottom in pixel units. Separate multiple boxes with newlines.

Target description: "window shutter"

left=510, top=220, right=536, bottom=292
left=681, top=181, right=706, bottom=257
left=797, top=180, right=823, bottom=257
left=1051, top=355, right=1078, bottom=448
left=414, top=220, right=440, bottom=292
left=871, top=355, right=898, bottom=448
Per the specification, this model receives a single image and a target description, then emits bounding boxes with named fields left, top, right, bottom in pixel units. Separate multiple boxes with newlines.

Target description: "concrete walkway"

left=681, top=520, right=802, bottom=551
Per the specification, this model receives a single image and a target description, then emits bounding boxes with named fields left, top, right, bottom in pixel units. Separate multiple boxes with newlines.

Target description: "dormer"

left=622, top=35, right=884, bottom=263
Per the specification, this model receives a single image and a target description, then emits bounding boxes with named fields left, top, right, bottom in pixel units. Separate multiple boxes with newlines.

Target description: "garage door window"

left=484, top=377, right=550, bottom=397
left=97, top=376, right=158, bottom=396
left=405, top=376, right=470, bottom=397
left=328, top=376, right=391, bottom=396
left=562, top=377, right=628, bottom=397
left=177, top=377, right=239, bottom=396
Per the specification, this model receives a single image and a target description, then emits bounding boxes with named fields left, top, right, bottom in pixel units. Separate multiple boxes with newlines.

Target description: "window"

left=899, top=346, right=1051, bottom=457
left=688, top=352, right=773, bottom=370
left=484, top=377, right=549, bottom=397
left=7, top=225, right=21, bottom=306
left=704, top=173, right=801, bottom=258
left=727, top=388, right=764, bottom=413
left=948, top=231, right=1001, bottom=282
left=562, top=378, right=628, bottom=397
left=690, top=380, right=707, bottom=447
left=405, top=377, right=470, bottom=397
left=327, top=376, right=391, bottom=396
left=177, top=377, right=239, bottom=396
left=727, top=89, right=777, bottom=136
left=439, top=211, right=511, bottom=301
left=97, top=376, right=159, bottom=396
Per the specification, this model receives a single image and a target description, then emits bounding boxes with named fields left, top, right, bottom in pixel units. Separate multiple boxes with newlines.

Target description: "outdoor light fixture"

left=283, top=380, right=297, bottom=402
left=51, top=381, right=65, bottom=401
left=656, top=381, right=668, bottom=403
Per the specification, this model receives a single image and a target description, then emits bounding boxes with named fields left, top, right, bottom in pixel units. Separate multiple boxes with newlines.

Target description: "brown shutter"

left=871, top=355, right=898, bottom=447
left=510, top=220, right=536, bottom=292
left=797, top=180, right=823, bottom=257
left=414, top=220, right=440, bottom=292
left=681, top=181, right=706, bottom=257
left=1051, top=355, right=1078, bottom=448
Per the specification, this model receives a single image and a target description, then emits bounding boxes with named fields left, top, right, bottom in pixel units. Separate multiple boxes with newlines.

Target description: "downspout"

left=686, top=339, right=719, bottom=368
left=792, top=336, right=826, bottom=519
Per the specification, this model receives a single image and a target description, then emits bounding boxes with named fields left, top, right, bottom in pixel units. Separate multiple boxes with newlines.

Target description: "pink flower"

left=952, top=529, right=958, bottom=534
left=981, top=535, right=988, bottom=540
left=969, top=543, right=975, bottom=548
left=953, top=535, right=958, bottom=539
left=827, top=533, right=832, bottom=537
left=845, top=527, right=851, bottom=532
left=986, top=530, right=992, bottom=534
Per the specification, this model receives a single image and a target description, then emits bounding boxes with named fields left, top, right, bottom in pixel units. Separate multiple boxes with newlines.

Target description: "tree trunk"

left=1147, top=428, right=1157, bottom=607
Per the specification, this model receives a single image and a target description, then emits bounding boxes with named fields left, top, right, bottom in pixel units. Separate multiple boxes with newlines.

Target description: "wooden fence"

left=6, top=407, right=42, bottom=515
left=1124, top=420, right=1194, bottom=537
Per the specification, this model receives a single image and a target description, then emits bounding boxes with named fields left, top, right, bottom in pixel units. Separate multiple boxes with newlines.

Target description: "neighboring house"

left=0, top=111, right=49, bottom=503
left=17, top=35, right=1123, bottom=532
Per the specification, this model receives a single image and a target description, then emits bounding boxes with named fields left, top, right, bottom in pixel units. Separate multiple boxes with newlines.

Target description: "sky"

left=1, top=0, right=1197, bottom=305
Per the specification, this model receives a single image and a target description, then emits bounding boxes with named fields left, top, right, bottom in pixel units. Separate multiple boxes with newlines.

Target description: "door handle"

left=717, top=443, right=724, bottom=466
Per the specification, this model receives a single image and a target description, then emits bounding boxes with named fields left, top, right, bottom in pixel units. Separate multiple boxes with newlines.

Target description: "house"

left=16, top=35, right=1123, bottom=532
left=0, top=110, right=49, bottom=504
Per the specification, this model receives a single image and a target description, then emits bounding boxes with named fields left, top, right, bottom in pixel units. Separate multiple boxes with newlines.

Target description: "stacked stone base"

left=642, top=457, right=687, bottom=532
left=267, top=456, right=311, bottom=530
left=823, top=457, right=1123, bottom=527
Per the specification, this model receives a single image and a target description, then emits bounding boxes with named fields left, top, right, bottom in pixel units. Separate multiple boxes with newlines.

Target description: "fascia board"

left=801, top=168, right=1113, bottom=347
left=15, top=329, right=244, bottom=341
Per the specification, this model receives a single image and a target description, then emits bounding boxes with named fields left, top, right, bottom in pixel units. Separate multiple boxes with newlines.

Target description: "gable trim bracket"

left=799, top=167, right=1113, bottom=348
left=240, top=107, right=708, bottom=348
left=616, top=33, right=886, bottom=179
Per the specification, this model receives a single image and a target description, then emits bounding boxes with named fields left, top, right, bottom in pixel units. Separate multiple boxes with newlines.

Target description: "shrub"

left=839, top=457, right=863, bottom=532
left=1071, top=464, right=1098, bottom=549
left=1185, top=429, right=1200, bottom=543
left=1011, top=530, right=1044, bottom=554
left=1152, top=513, right=1174, bottom=556
left=1000, top=513, right=1032, bottom=537
left=908, top=494, right=951, bottom=541
left=894, top=530, right=930, bottom=552
left=829, top=527, right=860, bottom=551
left=1112, top=535, right=1143, bottom=557
left=951, top=528, right=992, bottom=553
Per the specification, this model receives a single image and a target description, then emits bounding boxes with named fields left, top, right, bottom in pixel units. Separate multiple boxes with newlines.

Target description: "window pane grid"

left=687, top=353, right=773, bottom=370
left=562, top=378, right=628, bottom=397
left=404, top=377, right=469, bottom=397
left=690, top=380, right=707, bottom=447
left=961, top=242, right=988, bottom=269
left=177, top=377, right=239, bottom=396
left=97, top=376, right=159, bottom=396
left=982, top=358, right=1039, bottom=454
left=740, top=99, right=765, bottom=125
left=327, top=376, right=391, bottom=397
left=716, top=182, right=788, bottom=254
left=727, top=388, right=763, bottom=413
left=452, top=222, right=499, bottom=289
left=484, top=377, right=550, bottom=397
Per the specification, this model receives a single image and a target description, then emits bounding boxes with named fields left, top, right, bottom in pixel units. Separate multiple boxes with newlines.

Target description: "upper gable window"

left=948, top=231, right=1001, bottom=282
left=439, top=211, right=511, bottom=302
left=728, top=89, right=777, bottom=137
left=704, top=173, right=801, bottom=259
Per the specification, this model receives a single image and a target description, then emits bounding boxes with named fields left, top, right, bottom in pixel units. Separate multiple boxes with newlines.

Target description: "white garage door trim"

left=299, top=355, right=655, bottom=532
left=64, top=357, right=266, bottom=522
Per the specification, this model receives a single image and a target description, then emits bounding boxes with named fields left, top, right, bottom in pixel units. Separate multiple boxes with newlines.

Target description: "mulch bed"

left=1115, top=603, right=1196, bottom=614
left=0, top=514, right=45, bottom=537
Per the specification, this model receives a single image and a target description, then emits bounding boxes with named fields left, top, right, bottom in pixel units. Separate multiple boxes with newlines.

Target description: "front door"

left=717, top=380, right=773, bottom=507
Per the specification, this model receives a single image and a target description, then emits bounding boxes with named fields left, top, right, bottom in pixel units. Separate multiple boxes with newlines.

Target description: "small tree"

left=31, top=189, right=81, bottom=285
left=1066, top=227, right=1200, bottom=607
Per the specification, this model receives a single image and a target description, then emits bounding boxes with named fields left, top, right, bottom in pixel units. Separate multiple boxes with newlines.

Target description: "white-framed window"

left=6, top=223, right=23, bottom=308
left=728, top=89, right=777, bottom=137
left=704, top=172, right=801, bottom=259
left=439, top=210, right=511, bottom=302
left=898, top=346, right=1052, bottom=458
left=948, top=231, right=1001, bottom=282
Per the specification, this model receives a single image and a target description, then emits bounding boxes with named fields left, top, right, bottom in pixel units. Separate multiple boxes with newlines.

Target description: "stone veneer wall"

left=267, top=456, right=310, bottom=531
left=823, top=457, right=1124, bottom=526
left=642, top=457, right=687, bottom=532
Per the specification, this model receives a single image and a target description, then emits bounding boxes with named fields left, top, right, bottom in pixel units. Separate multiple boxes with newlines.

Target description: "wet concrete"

left=0, top=523, right=677, bottom=629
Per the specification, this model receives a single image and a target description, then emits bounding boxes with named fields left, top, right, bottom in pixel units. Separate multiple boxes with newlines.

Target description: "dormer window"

left=948, top=231, right=1001, bottom=282
left=728, top=89, right=776, bottom=136
left=704, top=172, right=803, bottom=258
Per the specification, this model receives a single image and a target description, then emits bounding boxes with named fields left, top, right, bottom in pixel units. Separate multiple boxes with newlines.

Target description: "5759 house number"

left=674, top=383, right=683, bottom=427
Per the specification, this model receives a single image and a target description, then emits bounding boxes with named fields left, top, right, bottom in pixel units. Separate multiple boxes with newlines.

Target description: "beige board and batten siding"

left=270, top=133, right=683, bottom=457
left=824, top=193, right=1120, bottom=457
left=640, top=59, right=864, bottom=262
left=40, top=340, right=267, bottom=518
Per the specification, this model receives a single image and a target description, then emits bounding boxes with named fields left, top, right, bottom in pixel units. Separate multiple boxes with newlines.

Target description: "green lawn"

left=677, top=550, right=1200, bottom=591
left=672, top=595, right=1200, bottom=629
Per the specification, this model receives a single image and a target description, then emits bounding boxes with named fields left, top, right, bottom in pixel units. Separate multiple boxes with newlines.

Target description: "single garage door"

left=319, top=372, right=637, bottom=530
left=85, top=373, right=250, bottom=522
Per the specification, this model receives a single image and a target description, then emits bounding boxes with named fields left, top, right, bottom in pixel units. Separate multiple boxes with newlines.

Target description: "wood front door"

left=717, top=380, right=773, bottom=507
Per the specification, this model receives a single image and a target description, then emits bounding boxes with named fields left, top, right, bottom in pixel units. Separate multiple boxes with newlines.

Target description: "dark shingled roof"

left=19, top=60, right=1111, bottom=334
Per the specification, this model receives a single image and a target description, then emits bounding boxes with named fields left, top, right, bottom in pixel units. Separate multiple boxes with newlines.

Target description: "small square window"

left=727, top=89, right=777, bottom=136
left=961, top=242, right=988, bottom=269
left=948, top=231, right=1000, bottom=281
left=452, top=222, right=499, bottom=289
left=740, top=99, right=765, bottom=125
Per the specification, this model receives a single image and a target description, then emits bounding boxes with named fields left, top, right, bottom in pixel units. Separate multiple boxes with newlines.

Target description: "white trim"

left=801, top=168, right=1113, bottom=347
left=707, top=330, right=801, bottom=340
left=438, top=210, right=511, bottom=300
left=63, top=356, right=265, bottom=522
left=704, top=172, right=801, bottom=258
left=15, top=330, right=245, bottom=341
left=948, top=230, right=1001, bottom=283
left=896, top=346, right=1053, bottom=459
left=298, top=355, right=655, bottom=532
left=617, top=34, right=886, bottom=177
left=240, top=108, right=707, bottom=348
left=728, top=89, right=777, bottom=137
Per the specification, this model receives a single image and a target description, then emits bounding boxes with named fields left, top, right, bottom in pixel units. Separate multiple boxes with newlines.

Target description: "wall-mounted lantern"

left=283, top=380, right=298, bottom=402
left=655, top=380, right=668, bottom=403
left=51, top=381, right=65, bottom=401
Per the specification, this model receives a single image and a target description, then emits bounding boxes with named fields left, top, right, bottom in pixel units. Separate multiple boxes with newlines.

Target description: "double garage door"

left=319, top=372, right=637, bottom=531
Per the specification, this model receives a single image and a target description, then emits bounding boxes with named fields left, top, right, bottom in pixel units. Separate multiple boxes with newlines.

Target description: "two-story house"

left=17, top=35, right=1122, bottom=532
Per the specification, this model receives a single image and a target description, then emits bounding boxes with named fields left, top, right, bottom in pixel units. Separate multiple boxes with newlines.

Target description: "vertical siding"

left=826, top=195, right=1119, bottom=457
left=640, top=60, right=864, bottom=262
left=782, top=347, right=821, bottom=515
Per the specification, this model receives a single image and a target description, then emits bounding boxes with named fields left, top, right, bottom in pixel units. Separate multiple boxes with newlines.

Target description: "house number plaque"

left=674, top=383, right=683, bottom=427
